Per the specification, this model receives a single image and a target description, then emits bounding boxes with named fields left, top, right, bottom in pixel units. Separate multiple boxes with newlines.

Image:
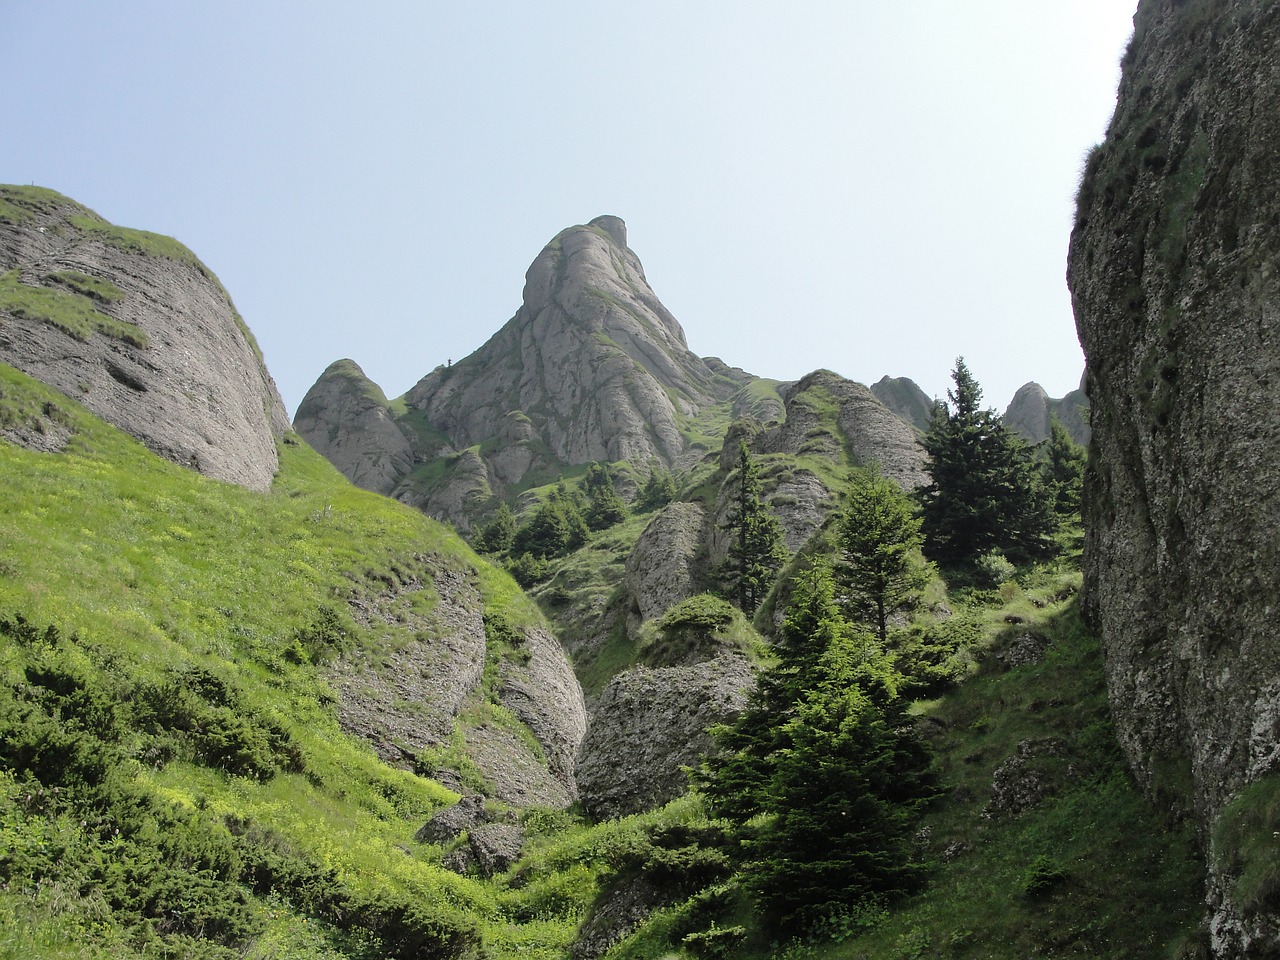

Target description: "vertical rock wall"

left=1068, top=3, right=1280, bottom=954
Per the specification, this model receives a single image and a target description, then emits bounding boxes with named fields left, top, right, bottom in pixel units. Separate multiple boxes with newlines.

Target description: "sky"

left=4, top=2, right=1136, bottom=418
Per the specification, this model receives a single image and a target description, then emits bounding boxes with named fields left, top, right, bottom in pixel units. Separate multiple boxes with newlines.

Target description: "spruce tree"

left=636, top=464, right=678, bottom=512
left=836, top=472, right=931, bottom=642
left=920, top=358, right=1055, bottom=566
left=721, top=441, right=787, bottom=616
left=698, top=561, right=936, bottom=935
left=1042, top=414, right=1085, bottom=520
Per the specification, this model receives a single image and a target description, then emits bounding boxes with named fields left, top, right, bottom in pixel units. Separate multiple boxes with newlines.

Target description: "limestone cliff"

left=293, top=359, right=413, bottom=495
left=1068, top=3, right=1280, bottom=954
left=297, top=216, right=753, bottom=528
left=870, top=375, right=935, bottom=433
left=0, top=186, right=288, bottom=491
left=1002, top=379, right=1090, bottom=446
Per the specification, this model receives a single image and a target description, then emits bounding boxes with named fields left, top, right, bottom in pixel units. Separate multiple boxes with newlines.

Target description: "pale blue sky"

left=4, top=2, right=1134, bottom=417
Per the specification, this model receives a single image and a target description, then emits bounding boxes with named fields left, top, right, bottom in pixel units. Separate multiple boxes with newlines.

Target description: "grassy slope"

left=0, top=363, right=627, bottom=959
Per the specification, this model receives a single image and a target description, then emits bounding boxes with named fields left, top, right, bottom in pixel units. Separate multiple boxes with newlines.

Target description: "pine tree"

left=582, top=462, right=626, bottom=531
left=836, top=472, right=931, bottom=643
left=920, top=358, right=1055, bottom=566
left=721, top=441, right=788, bottom=616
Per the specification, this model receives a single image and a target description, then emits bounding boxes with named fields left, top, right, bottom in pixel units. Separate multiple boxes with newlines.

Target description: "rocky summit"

left=296, top=215, right=755, bottom=529
left=1069, top=1, right=1280, bottom=953
left=0, top=186, right=288, bottom=491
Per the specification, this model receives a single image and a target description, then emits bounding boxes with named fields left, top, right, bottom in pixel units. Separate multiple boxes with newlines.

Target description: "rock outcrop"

left=624, top=502, right=707, bottom=623
left=0, top=186, right=288, bottom=491
left=331, top=554, right=586, bottom=808
left=706, top=370, right=929, bottom=572
left=575, top=654, right=755, bottom=820
left=1068, top=3, right=1280, bottom=954
left=293, top=359, right=413, bottom=495
left=1002, top=379, right=1090, bottom=446
left=871, top=375, right=935, bottom=433
left=297, top=216, right=754, bottom=529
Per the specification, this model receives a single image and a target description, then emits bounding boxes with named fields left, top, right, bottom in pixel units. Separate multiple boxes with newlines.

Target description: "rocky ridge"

left=296, top=216, right=754, bottom=529
left=0, top=186, right=288, bottom=491
left=1069, top=2, right=1280, bottom=954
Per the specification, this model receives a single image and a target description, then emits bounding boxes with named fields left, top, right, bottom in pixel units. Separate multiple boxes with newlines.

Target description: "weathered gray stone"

left=415, top=795, right=487, bottom=844
left=298, top=216, right=754, bottom=529
left=294, top=359, right=413, bottom=495
left=575, top=654, right=755, bottom=821
left=1069, top=5, right=1280, bottom=954
left=329, top=553, right=585, bottom=808
left=0, top=186, right=288, bottom=490
left=1002, top=380, right=1090, bottom=446
left=624, top=502, right=707, bottom=622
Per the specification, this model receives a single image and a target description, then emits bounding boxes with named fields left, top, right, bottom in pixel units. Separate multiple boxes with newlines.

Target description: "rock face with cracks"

left=1069, top=3, right=1280, bottom=954
left=296, top=216, right=753, bottom=529
left=0, top=186, right=288, bottom=491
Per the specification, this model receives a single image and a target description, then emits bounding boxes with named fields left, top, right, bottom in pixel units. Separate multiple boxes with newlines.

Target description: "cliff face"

left=0, top=186, right=289, bottom=491
left=1002, top=380, right=1090, bottom=446
left=1068, top=3, right=1280, bottom=954
left=297, top=216, right=753, bottom=528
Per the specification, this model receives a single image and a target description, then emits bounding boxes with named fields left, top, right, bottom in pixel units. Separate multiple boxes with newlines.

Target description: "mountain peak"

left=587, top=214, right=627, bottom=249
left=297, top=216, right=752, bottom=528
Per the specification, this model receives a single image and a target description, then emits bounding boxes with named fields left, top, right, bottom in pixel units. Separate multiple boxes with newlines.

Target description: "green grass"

left=68, top=215, right=200, bottom=266
left=0, top=185, right=88, bottom=225
left=0, top=363, right=631, bottom=958
left=0, top=270, right=148, bottom=348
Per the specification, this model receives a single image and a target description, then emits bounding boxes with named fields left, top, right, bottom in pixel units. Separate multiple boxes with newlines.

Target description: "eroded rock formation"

left=0, top=186, right=288, bottom=491
left=1069, top=3, right=1280, bottom=953
left=297, top=216, right=754, bottom=529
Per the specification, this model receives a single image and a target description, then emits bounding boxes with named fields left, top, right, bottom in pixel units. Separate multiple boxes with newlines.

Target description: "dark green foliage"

left=0, top=612, right=481, bottom=958
left=509, top=483, right=588, bottom=560
left=511, top=485, right=589, bottom=560
left=137, top=667, right=305, bottom=779
left=636, top=464, right=678, bottom=512
left=920, top=358, right=1056, bottom=567
left=1042, top=414, right=1086, bottom=519
left=697, top=563, right=936, bottom=937
left=582, top=462, right=628, bottom=531
left=506, top=551, right=553, bottom=587
left=745, top=683, right=933, bottom=929
left=473, top=502, right=515, bottom=554
left=288, top=605, right=352, bottom=665
left=720, top=441, right=788, bottom=616
left=836, top=471, right=931, bottom=642
left=1021, top=855, right=1070, bottom=898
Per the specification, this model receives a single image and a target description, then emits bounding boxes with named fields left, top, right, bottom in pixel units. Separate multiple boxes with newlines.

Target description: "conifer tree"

left=511, top=486, right=588, bottom=559
left=472, top=502, right=515, bottom=554
left=920, top=358, right=1055, bottom=566
left=837, top=472, right=931, bottom=642
left=636, top=464, right=678, bottom=512
left=1042, top=414, right=1085, bottom=520
left=582, top=462, right=626, bottom=531
left=698, top=561, right=936, bottom=934
left=721, top=441, right=787, bottom=616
